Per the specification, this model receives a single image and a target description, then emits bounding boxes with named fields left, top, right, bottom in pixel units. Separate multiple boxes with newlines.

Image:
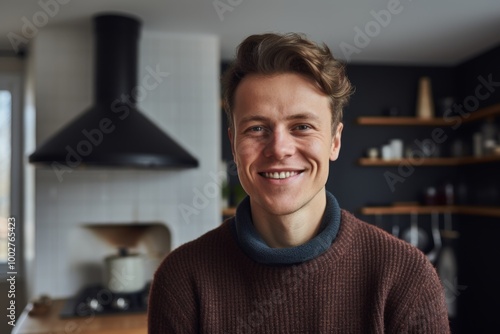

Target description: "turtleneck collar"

left=231, top=191, right=341, bottom=265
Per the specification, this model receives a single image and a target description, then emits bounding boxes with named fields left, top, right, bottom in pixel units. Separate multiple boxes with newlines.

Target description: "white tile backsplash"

left=30, top=28, right=220, bottom=298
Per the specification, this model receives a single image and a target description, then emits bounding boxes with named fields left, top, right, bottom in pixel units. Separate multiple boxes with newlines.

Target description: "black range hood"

left=29, top=14, right=199, bottom=169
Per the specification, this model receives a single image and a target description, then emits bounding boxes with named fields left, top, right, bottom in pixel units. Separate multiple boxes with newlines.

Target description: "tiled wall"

left=30, top=28, right=220, bottom=298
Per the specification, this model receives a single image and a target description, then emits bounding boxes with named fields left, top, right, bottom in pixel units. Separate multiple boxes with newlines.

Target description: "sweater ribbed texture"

left=148, top=210, right=450, bottom=333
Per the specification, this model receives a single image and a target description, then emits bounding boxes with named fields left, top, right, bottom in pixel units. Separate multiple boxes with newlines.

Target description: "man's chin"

left=257, top=198, right=302, bottom=217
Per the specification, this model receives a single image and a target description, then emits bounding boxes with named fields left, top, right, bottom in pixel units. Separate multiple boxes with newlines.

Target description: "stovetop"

left=60, top=282, right=150, bottom=318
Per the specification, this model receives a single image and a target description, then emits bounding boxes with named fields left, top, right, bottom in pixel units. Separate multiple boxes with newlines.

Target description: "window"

left=0, top=71, right=21, bottom=269
left=0, top=90, right=12, bottom=262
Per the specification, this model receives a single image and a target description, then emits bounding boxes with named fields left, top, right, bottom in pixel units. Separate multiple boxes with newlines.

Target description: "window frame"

left=0, top=73, right=22, bottom=276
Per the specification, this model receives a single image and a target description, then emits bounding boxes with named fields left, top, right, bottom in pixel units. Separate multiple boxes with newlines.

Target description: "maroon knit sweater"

left=148, top=210, right=450, bottom=333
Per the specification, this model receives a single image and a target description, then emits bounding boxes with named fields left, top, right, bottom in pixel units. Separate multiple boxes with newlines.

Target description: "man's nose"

left=264, top=129, right=295, bottom=160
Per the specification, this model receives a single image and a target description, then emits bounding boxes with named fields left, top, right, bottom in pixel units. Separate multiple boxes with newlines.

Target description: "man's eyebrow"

left=239, top=112, right=321, bottom=124
left=285, top=112, right=321, bottom=122
left=238, top=115, right=269, bottom=124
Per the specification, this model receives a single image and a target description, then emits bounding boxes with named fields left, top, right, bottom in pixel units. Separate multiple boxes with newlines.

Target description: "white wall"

left=30, top=28, right=221, bottom=298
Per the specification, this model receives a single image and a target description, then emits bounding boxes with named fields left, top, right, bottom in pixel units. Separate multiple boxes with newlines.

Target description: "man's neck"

left=250, top=190, right=327, bottom=248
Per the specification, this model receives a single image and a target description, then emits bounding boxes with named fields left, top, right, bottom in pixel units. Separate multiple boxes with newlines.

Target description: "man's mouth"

left=260, top=171, right=300, bottom=179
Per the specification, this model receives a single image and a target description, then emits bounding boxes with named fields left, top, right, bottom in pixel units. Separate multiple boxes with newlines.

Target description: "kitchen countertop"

left=13, top=299, right=147, bottom=334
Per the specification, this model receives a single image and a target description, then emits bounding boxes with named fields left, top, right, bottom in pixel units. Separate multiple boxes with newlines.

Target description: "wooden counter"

left=13, top=299, right=147, bottom=334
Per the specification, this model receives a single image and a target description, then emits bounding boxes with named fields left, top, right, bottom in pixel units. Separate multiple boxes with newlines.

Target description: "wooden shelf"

left=361, top=205, right=500, bottom=217
left=357, top=116, right=453, bottom=126
left=465, top=103, right=500, bottom=122
left=356, top=103, right=500, bottom=126
left=358, top=155, right=500, bottom=166
left=458, top=206, right=500, bottom=217
left=356, top=103, right=500, bottom=219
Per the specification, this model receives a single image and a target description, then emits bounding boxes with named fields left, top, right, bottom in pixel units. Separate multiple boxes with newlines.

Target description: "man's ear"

left=330, top=122, right=343, bottom=161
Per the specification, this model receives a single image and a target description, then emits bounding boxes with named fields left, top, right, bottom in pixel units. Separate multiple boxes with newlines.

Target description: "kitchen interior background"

left=29, top=27, right=221, bottom=296
left=0, top=3, right=500, bottom=333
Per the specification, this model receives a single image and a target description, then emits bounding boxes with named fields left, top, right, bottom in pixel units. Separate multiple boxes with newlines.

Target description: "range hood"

left=29, top=14, right=199, bottom=169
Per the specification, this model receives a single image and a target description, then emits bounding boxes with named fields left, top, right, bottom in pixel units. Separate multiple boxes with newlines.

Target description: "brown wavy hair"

left=222, top=33, right=354, bottom=132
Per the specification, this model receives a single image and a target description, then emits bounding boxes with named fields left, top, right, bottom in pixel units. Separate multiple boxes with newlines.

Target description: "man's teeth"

left=263, top=171, right=298, bottom=179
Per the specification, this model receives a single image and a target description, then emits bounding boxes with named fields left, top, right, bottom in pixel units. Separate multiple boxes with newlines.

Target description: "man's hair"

left=222, top=33, right=354, bottom=132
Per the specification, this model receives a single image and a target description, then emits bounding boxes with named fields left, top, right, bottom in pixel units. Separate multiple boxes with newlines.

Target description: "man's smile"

left=260, top=170, right=302, bottom=179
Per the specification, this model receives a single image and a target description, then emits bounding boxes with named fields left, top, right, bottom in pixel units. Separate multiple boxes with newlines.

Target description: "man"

left=148, top=33, right=450, bottom=333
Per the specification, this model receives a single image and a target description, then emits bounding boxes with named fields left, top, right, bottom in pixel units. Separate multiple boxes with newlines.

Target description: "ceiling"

left=1, top=0, right=500, bottom=65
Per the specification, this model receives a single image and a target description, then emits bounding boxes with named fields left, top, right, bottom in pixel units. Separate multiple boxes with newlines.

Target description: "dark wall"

left=454, top=44, right=500, bottom=333
left=331, top=65, right=463, bottom=332
left=457, top=44, right=500, bottom=108
left=329, top=65, right=458, bottom=217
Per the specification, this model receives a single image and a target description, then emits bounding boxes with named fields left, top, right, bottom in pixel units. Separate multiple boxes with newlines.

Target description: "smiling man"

left=148, top=33, right=450, bottom=333
left=230, top=72, right=342, bottom=249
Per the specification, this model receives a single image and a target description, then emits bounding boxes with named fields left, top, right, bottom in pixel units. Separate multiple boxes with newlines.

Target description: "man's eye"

left=294, top=124, right=311, bottom=131
left=250, top=126, right=264, bottom=132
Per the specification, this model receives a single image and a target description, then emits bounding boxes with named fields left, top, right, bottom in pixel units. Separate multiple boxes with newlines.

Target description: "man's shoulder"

left=156, top=219, right=235, bottom=275
left=339, top=211, right=448, bottom=332
left=340, top=209, right=429, bottom=266
left=339, top=209, right=440, bottom=302
left=150, top=220, right=237, bottom=300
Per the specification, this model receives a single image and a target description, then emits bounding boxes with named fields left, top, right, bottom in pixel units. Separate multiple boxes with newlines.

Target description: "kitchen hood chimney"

left=29, top=14, right=199, bottom=169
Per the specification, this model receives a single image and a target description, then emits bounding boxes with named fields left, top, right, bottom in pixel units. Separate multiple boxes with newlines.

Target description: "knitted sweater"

left=148, top=205, right=450, bottom=333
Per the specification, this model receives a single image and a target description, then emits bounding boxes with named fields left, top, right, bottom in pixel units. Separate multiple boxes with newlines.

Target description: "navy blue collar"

left=231, top=191, right=341, bottom=265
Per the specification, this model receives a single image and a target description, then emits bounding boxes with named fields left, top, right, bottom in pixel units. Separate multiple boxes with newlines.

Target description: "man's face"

left=229, top=73, right=342, bottom=216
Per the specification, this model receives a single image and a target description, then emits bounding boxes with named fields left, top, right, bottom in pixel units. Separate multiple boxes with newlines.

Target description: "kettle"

left=104, top=247, right=145, bottom=293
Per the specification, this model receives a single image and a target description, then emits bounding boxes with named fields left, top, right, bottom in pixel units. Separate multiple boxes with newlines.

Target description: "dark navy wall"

left=454, top=44, right=500, bottom=333
left=329, top=65, right=458, bottom=216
